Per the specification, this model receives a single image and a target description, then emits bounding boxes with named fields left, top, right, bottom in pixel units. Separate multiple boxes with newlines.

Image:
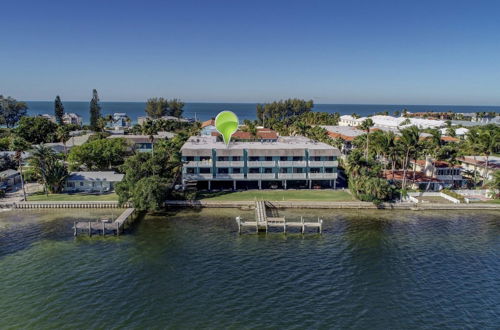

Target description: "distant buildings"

left=62, top=113, right=83, bottom=126
left=38, top=114, right=56, bottom=123
left=181, top=135, right=340, bottom=190
left=112, top=113, right=130, bottom=130
left=64, top=171, right=124, bottom=193
left=201, top=119, right=216, bottom=136
left=0, top=169, right=21, bottom=190
left=339, top=115, right=445, bottom=129
left=107, top=131, right=176, bottom=152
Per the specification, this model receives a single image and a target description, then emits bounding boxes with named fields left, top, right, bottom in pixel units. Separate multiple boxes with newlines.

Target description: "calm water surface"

left=0, top=208, right=499, bottom=329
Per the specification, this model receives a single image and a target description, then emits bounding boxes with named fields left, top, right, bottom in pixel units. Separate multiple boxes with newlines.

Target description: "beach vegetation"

left=67, top=138, right=128, bottom=171
left=14, top=116, right=58, bottom=144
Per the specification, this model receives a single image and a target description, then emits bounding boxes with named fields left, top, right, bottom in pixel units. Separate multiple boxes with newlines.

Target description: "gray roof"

left=67, top=171, right=124, bottom=182
left=0, top=169, right=19, bottom=178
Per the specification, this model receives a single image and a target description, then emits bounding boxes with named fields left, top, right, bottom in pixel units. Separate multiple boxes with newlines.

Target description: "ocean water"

left=26, top=101, right=500, bottom=124
left=0, top=208, right=499, bottom=329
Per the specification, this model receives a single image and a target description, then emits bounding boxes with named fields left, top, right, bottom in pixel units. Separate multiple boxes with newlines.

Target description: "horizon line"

left=22, top=100, right=500, bottom=108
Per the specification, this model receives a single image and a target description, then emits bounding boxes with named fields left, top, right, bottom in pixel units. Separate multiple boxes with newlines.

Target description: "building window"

left=326, top=156, right=335, bottom=161
left=263, top=168, right=273, bottom=173
left=249, top=156, right=260, bottom=161
left=218, top=168, right=229, bottom=174
left=232, top=168, right=241, bottom=174
left=265, top=156, right=273, bottom=161
left=293, top=168, right=303, bottom=173
left=199, top=168, right=211, bottom=174
left=292, top=156, right=303, bottom=161
left=185, top=156, right=194, bottom=161
left=279, top=168, right=289, bottom=173
left=186, top=168, right=195, bottom=174
left=249, top=168, right=260, bottom=173
left=310, top=167, right=320, bottom=173
left=311, top=156, right=321, bottom=161
left=200, top=156, right=211, bottom=161
left=232, top=156, right=241, bottom=161
left=79, top=182, right=84, bottom=186
left=325, top=167, right=334, bottom=173
left=217, top=156, right=229, bottom=161
left=280, top=156, right=288, bottom=161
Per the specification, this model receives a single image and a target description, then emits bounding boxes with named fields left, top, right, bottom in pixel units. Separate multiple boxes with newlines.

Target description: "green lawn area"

left=199, top=189, right=355, bottom=202
left=27, top=192, right=119, bottom=202
left=476, top=199, right=500, bottom=204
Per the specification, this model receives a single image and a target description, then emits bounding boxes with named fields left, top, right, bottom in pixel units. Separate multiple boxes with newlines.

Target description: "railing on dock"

left=73, top=208, right=136, bottom=237
left=236, top=200, right=322, bottom=234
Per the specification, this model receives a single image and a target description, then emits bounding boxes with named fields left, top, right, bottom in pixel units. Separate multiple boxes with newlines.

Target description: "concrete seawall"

left=165, top=200, right=500, bottom=210
left=0, top=201, right=131, bottom=209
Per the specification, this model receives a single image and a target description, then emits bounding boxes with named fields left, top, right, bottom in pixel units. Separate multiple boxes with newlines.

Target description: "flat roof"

left=181, top=135, right=341, bottom=153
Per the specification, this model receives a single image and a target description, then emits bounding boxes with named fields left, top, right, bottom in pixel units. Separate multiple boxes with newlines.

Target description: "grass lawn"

left=199, top=189, right=355, bottom=202
left=476, top=199, right=500, bottom=204
left=27, top=192, right=119, bottom=202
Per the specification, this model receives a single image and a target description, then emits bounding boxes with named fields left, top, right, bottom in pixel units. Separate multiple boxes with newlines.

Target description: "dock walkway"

left=73, top=208, right=136, bottom=236
left=236, top=200, right=322, bottom=234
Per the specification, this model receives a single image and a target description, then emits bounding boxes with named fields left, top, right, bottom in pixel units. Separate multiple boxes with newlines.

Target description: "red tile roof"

left=201, top=119, right=215, bottom=128
left=382, top=170, right=442, bottom=182
left=441, top=136, right=459, bottom=142
left=413, top=160, right=461, bottom=168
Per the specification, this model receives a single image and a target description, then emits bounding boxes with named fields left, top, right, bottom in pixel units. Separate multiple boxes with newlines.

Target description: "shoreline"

left=1, top=200, right=499, bottom=211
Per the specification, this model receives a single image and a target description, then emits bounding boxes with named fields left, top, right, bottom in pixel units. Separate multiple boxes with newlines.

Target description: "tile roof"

left=382, top=170, right=442, bottom=182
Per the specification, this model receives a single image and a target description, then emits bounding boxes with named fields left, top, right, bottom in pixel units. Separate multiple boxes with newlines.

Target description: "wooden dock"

left=73, top=208, right=136, bottom=236
left=236, top=201, right=322, bottom=234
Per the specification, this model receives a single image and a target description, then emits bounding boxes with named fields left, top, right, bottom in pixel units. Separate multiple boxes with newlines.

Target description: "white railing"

left=308, top=161, right=338, bottom=167
left=247, top=161, right=276, bottom=167
left=308, top=172, right=337, bottom=179
left=247, top=173, right=276, bottom=179
left=215, top=174, right=245, bottom=179
left=184, top=173, right=213, bottom=180
left=185, top=160, right=212, bottom=167
left=215, top=161, right=244, bottom=167
left=278, top=173, right=307, bottom=179
left=278, top=161, right=307, bottom=167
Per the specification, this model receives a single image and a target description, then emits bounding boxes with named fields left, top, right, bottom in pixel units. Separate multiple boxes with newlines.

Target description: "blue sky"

left=1, top=0, right=500, bottom=104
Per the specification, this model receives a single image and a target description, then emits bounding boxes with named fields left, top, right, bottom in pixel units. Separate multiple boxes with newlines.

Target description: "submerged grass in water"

left=0, top=208, right=498, bottom=329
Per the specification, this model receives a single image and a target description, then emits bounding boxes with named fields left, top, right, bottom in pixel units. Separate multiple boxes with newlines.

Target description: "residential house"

left=62, top=113, right=83, bottom=126
left=112, top=113, right=131, bottom=130
left=457, top=156, right=500, bottom=182
left=411, top=158, right=465, bottom=189
left=64, top=171, right=124, bottom=193
left=201, top=119, right=216, bottom=136
left=0, top=169, right=21, bottom=190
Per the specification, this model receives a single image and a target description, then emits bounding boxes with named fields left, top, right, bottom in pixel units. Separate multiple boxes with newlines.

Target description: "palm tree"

left=56, top=126, right=71, bottom=157
left=359, top=118, right=374, bottom=159
left=29, top=145, right=69, bottom=195
left=478, top=129, right=499, bottom=186
left=423, top=129, right=442, bottom=191
left=465, top=128, right=481, bottom=186
left=291, top=121, right=311, bottom=136
left=9, top=137, right=31, bottom=201
left=242, top=120, right=258, bottom=139
left=399, top=126, right=420, bottom=189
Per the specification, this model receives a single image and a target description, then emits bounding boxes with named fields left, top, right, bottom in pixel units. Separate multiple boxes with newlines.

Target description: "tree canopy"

left=14, top=116, right=58, bottom=144
left=256, top=98, right=313, bottom=124
left=67, top=137, right=128, bottom=170
left=54, top=95, right=65, bottom=125
left=145, top=98, right=185, bottom=119
left=0, top=95, right=28, bottom=127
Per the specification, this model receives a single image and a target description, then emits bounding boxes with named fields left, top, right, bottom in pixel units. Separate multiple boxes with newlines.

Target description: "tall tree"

left=14, top=116, right=58, bottom=144
left=54, top=95, right=65, bottom=125
left=168, top=99, right=185, bottom=118
left=89, top=89, right=102, bottom=131
left=0, top=95, right=28, bottom=128
left=359, top=118, right=374, bottom=159
left=29, top=145, right=69, bottom=195
left=145, top=97, right=169, bottom=119
left=399, top=126, right=420, bottom=190
left=9, top=137, right=31, bottom=201
left=56, top=125, right=71, bottom=156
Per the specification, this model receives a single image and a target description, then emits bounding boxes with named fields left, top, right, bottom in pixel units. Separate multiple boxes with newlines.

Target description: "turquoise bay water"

left=0, top=208, right=499, bottom=329
left=26, top=101, right=500, bottom=124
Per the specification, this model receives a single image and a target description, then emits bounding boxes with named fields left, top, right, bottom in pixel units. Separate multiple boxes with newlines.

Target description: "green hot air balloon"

left=215, top=110, right=239, bottom=146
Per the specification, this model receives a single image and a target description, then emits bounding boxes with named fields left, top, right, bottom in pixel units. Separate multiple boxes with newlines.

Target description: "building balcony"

left=278, top=173, right=307, bottom=179
left=247, top=173, right=276, bottom=179
left=184, top=173, right=213, bottom=180
left=215, top=173, right=245, bottom=180
left=215, top=161, right=244, bottom=167
left=185, top=160, right=212, bottom=167
left=308, top=172, right=338, bottom=179
left=247, top=161, right=276, bottom=167
left=278, top=161, right=307, bottom=167
left=308, top=161, right=338, bottom=167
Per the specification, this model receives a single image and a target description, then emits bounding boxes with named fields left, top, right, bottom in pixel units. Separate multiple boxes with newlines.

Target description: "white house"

left=64, top=171, right=124, bottom=193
